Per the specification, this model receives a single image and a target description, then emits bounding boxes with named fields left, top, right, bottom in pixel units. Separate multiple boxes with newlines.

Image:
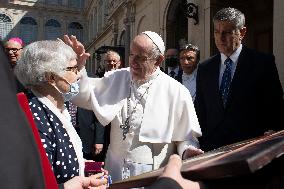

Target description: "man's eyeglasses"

left=129, top=54, right=155, bottom=64
left=104, top=60, right=119, bottom=64
left=64, top=65, right=79, bottom=74
left=5, top=48, right=23, bottom=53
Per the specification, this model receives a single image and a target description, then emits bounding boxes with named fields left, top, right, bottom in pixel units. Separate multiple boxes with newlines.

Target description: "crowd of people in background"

left=0, top=6, right=283, bottom=189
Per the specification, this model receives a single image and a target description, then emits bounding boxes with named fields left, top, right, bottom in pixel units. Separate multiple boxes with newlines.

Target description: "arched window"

left=45, top=19, right=62, bottom=40
left=46, top=0, right=62, bottom=5
left=69, top=0, right=84, bottom=8
left=68, top=22, right=83, bottom=42
left=20, top=17, right=38, bottom=44
left=0, top=13, right=13, bottom=40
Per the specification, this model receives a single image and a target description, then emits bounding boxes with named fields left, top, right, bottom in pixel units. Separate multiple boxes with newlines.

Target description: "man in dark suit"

left=77, top=106, right=106, bottom=161
left=194, top=7, right=284, bottom=189
left=165, top=48, right=183, bottom=82
left=76, top=71, right=108, bottom=162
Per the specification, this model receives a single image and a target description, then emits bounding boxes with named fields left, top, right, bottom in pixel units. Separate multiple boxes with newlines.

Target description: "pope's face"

left=129, top=35, right=158, bottom=81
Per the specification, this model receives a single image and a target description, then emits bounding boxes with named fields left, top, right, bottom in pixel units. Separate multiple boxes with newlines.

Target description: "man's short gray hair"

left=14, top=40, right=76, bottom=86
left=103, top=50, right=121, bottom=61
left=180, top=43, right=200, bottom=63
left=213, top=7, right=245, bottom=29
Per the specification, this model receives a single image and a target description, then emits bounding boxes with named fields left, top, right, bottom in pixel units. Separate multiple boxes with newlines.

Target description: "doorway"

left=210, top=0, right=273, bottom=55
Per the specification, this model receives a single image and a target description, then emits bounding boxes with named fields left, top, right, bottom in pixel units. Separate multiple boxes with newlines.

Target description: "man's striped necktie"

left=220, top=58, right=233, bottom=107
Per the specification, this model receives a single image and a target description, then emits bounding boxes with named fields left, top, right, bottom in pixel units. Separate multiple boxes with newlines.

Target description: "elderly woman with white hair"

left=14, top=37, right=108, bottom=189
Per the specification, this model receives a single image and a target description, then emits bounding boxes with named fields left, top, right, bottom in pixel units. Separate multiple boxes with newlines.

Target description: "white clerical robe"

left=73, top=67, right=201, bottom=182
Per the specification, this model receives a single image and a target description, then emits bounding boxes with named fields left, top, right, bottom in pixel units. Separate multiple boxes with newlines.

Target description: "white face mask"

left=53, top=79, right=80, bottom=102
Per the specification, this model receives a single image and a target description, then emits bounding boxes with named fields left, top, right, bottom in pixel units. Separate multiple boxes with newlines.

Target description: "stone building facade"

left=84, top=0, right=284, bottom=88
left=0, top=0, right=87, bottom=44
left=1, top=0, right=284, bottom=87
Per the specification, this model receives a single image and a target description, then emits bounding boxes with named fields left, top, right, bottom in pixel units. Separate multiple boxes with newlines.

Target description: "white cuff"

left=177, top=136, right=200, bottom=157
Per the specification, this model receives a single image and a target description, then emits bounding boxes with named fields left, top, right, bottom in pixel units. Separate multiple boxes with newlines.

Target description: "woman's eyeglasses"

left=64, top=65, right=79, bottom=74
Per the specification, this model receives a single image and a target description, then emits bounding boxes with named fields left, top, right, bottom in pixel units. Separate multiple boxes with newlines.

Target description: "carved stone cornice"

left=86, top=23, right=112, bottom=50
left=106, top=0, right=126, bottom=19
left=6, top=1, right=86, bottom=14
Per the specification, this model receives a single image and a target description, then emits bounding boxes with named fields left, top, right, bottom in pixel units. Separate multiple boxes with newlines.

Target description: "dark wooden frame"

left=109, top=131, right=284, bottom=189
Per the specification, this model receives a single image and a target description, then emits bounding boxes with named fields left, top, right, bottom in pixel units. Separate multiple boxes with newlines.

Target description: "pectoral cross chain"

left=119, top=76, right=158, bottom=140
left=120, top=117, right=130, bottom=140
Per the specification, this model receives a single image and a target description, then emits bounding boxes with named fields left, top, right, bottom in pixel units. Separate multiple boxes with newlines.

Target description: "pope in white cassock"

left=72, top=31, right=203, bottom=182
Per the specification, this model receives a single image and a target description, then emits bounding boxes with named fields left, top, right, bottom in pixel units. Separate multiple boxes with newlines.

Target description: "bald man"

left=103, top=50, right=121, bottom=71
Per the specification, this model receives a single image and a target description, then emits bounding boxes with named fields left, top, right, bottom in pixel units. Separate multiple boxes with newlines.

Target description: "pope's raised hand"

left=63, top=35, right=90, bottom=71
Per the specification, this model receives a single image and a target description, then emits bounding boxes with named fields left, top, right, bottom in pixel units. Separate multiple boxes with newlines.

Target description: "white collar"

left=221, top=44, right=242, bottom=65
left=32, top=91, right=85, bottom=176
left=182, top=69, right=197, bottom=81
left=132, top=67, right=161, bottom=87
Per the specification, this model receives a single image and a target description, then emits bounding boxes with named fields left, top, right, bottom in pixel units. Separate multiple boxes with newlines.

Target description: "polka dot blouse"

left=29, top=97, right=79, bottom=184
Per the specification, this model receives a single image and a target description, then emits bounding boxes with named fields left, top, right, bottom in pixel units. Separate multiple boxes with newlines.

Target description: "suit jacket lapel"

left=177, top=68, right=183, bottom=83
left=211, top=55, right=225, bottom=110
left=200, top=55, right=225, bottom=133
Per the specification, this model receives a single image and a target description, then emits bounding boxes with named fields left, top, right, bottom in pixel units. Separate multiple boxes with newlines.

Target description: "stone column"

left=187, top=0, right=209, bottom=61
left=62, top=0, right=68, bottom=6
left=112, top=20, right=118, bottom=46
left=123, top=1, right=132, bottom=67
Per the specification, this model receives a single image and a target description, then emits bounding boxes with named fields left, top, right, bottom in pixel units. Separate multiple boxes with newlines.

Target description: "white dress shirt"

left=182, top=69, right=197, bottom=101
left=219, top=44, right=243, bottom=87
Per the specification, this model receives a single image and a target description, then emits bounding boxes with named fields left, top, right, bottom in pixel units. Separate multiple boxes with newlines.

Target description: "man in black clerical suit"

left=165, top=48, right=183, bottom=82
left=194, top=7, right=284, bottom=189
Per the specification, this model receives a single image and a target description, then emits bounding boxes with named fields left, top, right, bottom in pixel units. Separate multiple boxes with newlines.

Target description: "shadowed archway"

left=166, top=0, right=188, bottom=50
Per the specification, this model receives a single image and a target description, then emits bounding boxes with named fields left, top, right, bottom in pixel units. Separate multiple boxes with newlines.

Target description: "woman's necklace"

left=120, top=75, right=158, bottom=140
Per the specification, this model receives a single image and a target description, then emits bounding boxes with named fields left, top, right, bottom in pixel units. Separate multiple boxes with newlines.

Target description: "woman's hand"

left=63, top=35, right=90, bottom=71
left=87, top=172, right=108, bottom=189
left=160, top=154, right=202, bottom=189
left=182, top=146, right=204, bottom=159
left=63, top=173, right=108, bottom=189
